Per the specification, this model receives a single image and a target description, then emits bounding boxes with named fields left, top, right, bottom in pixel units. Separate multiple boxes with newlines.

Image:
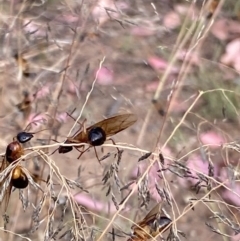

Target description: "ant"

left=58, top=113, right=137, bottom=162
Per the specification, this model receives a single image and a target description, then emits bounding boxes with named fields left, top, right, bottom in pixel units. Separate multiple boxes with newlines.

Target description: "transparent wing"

left=137, top=203, right=162, bottom=227
left=73, top=113, right=137, bottom=141
left=89, top=113, right=137, bottom=137
left=0, top=159, right=13, bottom=213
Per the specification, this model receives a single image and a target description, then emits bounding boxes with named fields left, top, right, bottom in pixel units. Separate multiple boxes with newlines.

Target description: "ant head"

left=16, top=132, right=34, bottom=143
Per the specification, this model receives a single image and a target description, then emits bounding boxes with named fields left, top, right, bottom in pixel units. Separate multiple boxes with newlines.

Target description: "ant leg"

left=109, top=138, right=123, bottom=163
left=31, top=172, right=47, bottom=184
left=69, top=118, right=88, bottom=138
left=68, top=107, right=76, bottom=116
left=75, top=145, right=89, bottom=159
left=31, top=173, right=59, bottom=186
left=93, top=147, right=102, bottom=165
left=66, top=111, right=87, bottom=128
left=49, top=148, right=59, bottom=156
left=109, top=138, right=120, bottom=153
left=77, top=151, right=84, bottom=159
left=48, top=139, right=61, bottom=156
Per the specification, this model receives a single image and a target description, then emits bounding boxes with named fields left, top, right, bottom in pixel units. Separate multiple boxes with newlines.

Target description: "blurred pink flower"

left=221, top=38, right=240, bottom=71
left=131, top=26, right=155, bottom=37
left=55, top=14, right=79, bottom=24
left=177, top=154, right=221, bottom=190
left=211, top=19, right=230, bottom=41
left=74, top=193, right=130, bottom=213
left=163, top=11, right=181, bottom=30
left=177, top=50, right=200, bottom=66
left=96, top=67, right=114, bottom=85
left=147, top=56, right=179, bottom=73
left=34, top=85, right=50, bottom=99
left=130, top=162, right=162, bottom=202
left=23, top=20, right=46, bottom=37
left=231, top=232, right=240, bottom=241
left=92, top=0, right=128, bottom=25
left=221, top=184, right=240, bottom=207
left=26, top=113, right=48, bottom=131
left=187, top=155, right=209, bottom=176
left=130, top=147, right=173, bottom=201
left=56, top=112, right=68, bottom=123
left=163, top=3, right=198, bottom=30
left=147, top=56, right=168, bottom=70
left=211, top=19, right=240, bottom=41
left=200, top=131, right=225, bottom=148
left=177, top=155, right=210, bottom=187
left=168, top=98, right=190, bottom=113
left=67, top=80, right=87, bottom=96
left=175, top=4, right=199, bottom=21
left=145, top=80, right=159, bottom=92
